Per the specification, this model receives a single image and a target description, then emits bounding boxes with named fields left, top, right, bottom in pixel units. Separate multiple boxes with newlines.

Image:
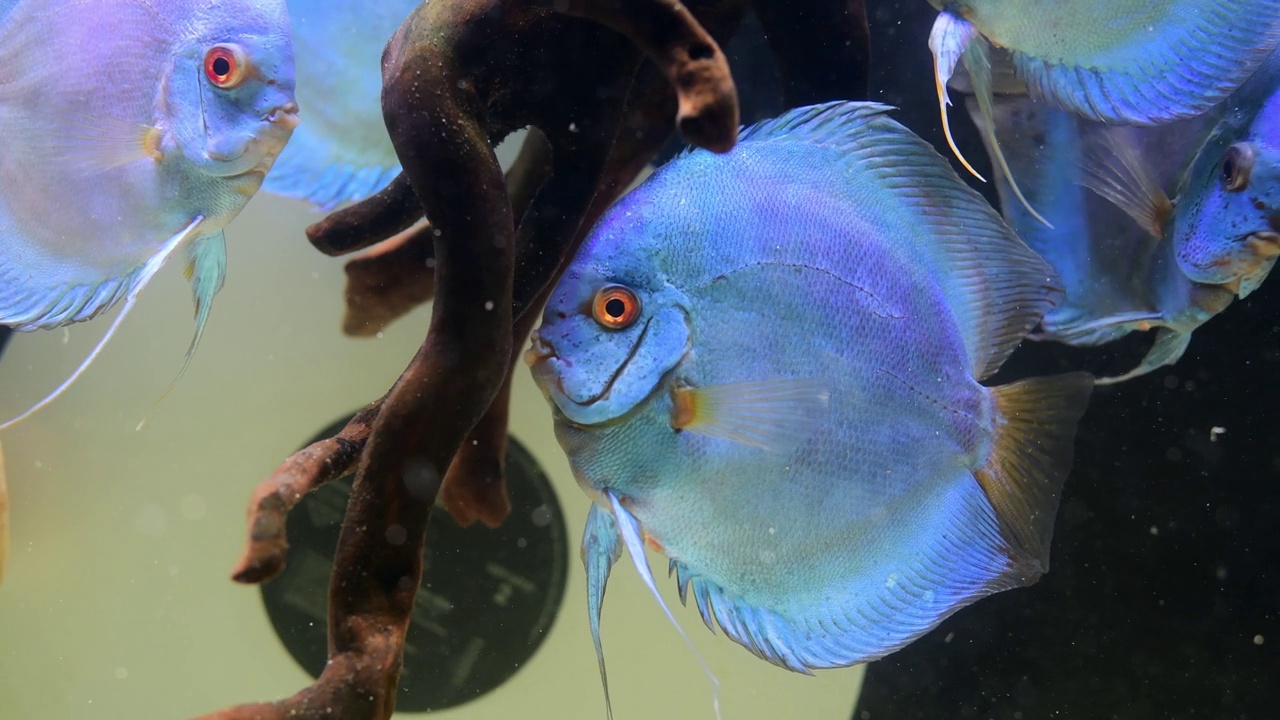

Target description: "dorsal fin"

left=729, top=100, right=1062, bottom=380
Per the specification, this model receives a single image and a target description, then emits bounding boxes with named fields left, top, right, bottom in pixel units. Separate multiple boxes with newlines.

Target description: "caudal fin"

left=977, top=373, right=1094, bottom=573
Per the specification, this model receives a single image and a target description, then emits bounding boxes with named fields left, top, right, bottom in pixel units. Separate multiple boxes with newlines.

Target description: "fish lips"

left=205, top=106, right=299, bottom=177
left=528, top=305, right=691, bottom=427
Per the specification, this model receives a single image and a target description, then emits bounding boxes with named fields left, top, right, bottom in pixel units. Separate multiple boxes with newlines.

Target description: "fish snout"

left=524, top=332, right=557, bottom=369
left=1246, top=231, right=1280, bottom=260
left=267, top=102, right=300, bottom=132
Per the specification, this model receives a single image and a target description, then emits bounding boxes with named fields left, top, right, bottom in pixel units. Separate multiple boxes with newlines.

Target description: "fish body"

left=262, top=0, right=419, bottom=209
left=970, top=50, right=1280, bottom=382
left=528, top=102, right=1092, bottom=713
left=0, top=0, right=297, bottom=425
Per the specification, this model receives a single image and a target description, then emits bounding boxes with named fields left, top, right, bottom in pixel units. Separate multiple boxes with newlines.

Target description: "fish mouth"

left=527, top=318, right=655, bottom=415
left=1244, top=231, right=1280, bottom=260
left=204, top=109, right=299, bottom=179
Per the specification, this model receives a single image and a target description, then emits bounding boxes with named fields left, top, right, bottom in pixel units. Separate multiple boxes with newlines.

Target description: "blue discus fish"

left=526, top=101, right=1093, bottom=717
left=928, top=0, right=1280, bottom=227
left=969, top=49, right=1280, bottom=383
left=0, top=0, right=298, bottom=428
left=261, top=0, right=419, bottom=209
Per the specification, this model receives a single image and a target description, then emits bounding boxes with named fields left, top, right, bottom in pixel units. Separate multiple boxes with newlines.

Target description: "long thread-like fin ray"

left=929, top=11, right=986, bottom=181
left=608, top=492, right=722, bottom=720
left=1078, top=128, right=1172, bottom=240
left=0, top=217, right=203, bottom=431
left=965, top=35, right=1052, bottom=228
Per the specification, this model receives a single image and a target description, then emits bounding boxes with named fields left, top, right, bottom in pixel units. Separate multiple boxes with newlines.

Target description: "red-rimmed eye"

left=592, top=285, right=641, bottom=330
left=204, top=44, right=247, bottom=88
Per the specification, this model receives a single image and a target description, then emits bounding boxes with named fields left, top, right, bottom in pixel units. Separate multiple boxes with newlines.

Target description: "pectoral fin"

left=670, top=378, right=830, bottom=453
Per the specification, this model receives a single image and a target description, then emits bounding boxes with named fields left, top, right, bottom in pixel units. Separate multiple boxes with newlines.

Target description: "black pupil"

left=605, top=297, right=627, bottom=319
left=212, top=56, right=231, bottom=78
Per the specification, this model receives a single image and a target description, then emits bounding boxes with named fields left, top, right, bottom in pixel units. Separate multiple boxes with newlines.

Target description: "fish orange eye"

left=204, top=45, right=247, bottom=89
left=1222, top=143, right=1255, bottom=192
left=592, top=285, right=641, bottom=330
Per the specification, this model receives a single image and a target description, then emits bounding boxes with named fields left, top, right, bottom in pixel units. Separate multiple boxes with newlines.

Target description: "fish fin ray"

left=57, top=112, right=163, bottom=173
left=1096, top=329, right=1193, bottom=385
left=1009, top=0, right=1280, bottom=125
left=670, top=378, right=830, bottom=453
left=965, top=35, right=1052, bottom=228
left=928, top=11, right=986, bottom=181
left=140, top=231, right=227, bottom=427
left=0, top=217, right=203, bottom=430
left=607, top=492, right=721, bottom=720
left=582, top=502, right=622, bottom=720
left=1078, top=127, right=1171, bottom=240
left=977, top=373, right=1094, bottom=570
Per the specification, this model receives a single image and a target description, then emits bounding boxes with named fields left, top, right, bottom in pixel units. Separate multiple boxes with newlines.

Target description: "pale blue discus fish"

left=526, top=101, right=1094, bottom=717
left=0, top=0, right=298, bottom=428
left=969, top=49, right=1280, bottom=383
left=261, top=0, right=419, bottom=209
left=928, top=0, right=1280, bottom=227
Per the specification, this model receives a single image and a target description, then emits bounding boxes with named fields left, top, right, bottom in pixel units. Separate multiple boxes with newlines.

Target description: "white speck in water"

left=484, top=301, right=494, bottom=311
left=767, top=527, right=776, bottom=535
left=114, top=667, right=128, bottom=680
left=135, top=504, right=169, bottom=538
left=375, top=332, right=385, bottom=340
left=1255, top=635, right=1265, bottom=646
left=471, top=439, right=479, bottom=446
left=179, top=494, right=206, bottom=521
left=1210, top=426, right=1227, bottom=442
left=1149, top=525, right=1159, bottom=536
left=568, top=122, right=579, bottom=133
left=944, top=632, right=955, bottom=643
left=531, top=505, right=552, bottom=527
left=432, top=228, right=442, bottom=237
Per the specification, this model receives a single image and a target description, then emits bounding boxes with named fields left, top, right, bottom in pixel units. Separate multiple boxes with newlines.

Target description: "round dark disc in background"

left=260, top=412, right=570, bottom=713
